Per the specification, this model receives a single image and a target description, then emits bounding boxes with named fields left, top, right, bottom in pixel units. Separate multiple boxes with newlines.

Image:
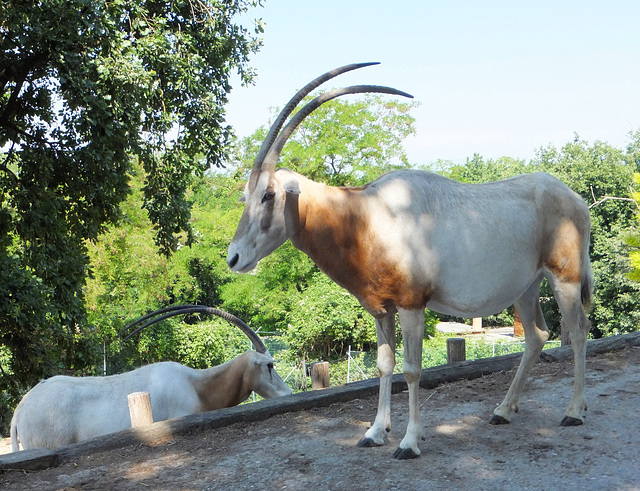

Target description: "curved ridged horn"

left=261, top=85, right=414, bottom=173
left=252, top=62, right=380, bottom=173
left=120, top=305, right=267, bottom=354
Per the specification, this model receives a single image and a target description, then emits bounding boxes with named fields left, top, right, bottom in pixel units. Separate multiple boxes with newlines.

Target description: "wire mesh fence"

left=261, top=336, right=563, bottom=392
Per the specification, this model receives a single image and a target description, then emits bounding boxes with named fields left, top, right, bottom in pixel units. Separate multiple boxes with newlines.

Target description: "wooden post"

left=128, top=391, right=153, bottom=427
left=447, top=337, right=466, bottom=364
left=310, top=361, right=330, bottom=389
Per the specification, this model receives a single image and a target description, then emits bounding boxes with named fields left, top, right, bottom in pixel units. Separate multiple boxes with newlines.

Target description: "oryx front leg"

left=358, top=314, right=395, bottom=448
left=393, top=309, right=426, bottom=460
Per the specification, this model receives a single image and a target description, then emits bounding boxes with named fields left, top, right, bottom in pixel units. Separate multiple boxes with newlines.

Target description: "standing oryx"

left=227, top=63, right=592, bottom=459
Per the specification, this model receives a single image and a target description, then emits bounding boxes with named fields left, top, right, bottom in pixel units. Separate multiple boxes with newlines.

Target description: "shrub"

left=284, top=274, right=378, bottom=359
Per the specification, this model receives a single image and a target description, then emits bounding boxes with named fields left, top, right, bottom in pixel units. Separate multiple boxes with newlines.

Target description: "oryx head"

left=227, top=62, right=414, bottom=273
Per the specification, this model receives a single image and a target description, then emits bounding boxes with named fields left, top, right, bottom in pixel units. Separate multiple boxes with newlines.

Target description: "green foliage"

left=314, top=333, right=561, bottom=388
left=85, top=161, right=174, bottom=360
left=220, top=243, right=316, bottom=332
left=592, top=226, right=640, bottom=336
left=625, top=171, right=640, bottom=283
left=171, top=319, right=251, bottom=369
left=0, top=0, right=262, bottom=419
left=283, top=273, right=438, bottom=360
left=152, top=318, right=248, bottom=369
left=283, top=95, right=418, bottom=186
left=328, top=350, right=378, bottom=384
left=446, top=155, right=528, bottom=183
left=103, top=316, right=251, bottom=377
left=284, top=274, right=377, bottom=359
left=235, top=95, right=419, bottom=186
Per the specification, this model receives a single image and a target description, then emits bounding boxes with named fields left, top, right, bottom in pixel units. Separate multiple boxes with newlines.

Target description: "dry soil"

left=1, top=346, right=639, bottom=490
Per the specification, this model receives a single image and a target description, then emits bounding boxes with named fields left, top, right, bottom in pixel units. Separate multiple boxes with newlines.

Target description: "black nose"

left=228, top=253, right=239, bottom=268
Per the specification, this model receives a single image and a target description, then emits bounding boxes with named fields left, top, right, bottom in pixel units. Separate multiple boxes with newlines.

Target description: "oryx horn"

left=120, top=305, right=267, bottom=353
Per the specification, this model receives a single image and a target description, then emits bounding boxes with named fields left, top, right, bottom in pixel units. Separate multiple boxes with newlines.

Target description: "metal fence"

left=261, top=336, right=563, bottom=391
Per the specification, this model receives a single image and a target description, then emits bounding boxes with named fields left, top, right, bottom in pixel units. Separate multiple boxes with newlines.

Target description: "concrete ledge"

left=2, top=331, right=639, bottom=471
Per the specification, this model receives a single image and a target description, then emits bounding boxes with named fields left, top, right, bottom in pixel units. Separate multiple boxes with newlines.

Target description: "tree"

left=447, top=154, right=527, bottom=183
left=235, top=95, right=419, bottom=185
left=0, top=0, right=263, bottom=400
left=284, top=273, right=377, bottom=359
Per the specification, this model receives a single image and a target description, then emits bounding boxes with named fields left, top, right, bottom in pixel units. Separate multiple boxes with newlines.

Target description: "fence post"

left=310, top=361, right=330, bottom=389
left=301, top=360, right=307, bottom=391
left=446, top=337, right=466, bottom=364
left=128, top=391, right=153, bottom=427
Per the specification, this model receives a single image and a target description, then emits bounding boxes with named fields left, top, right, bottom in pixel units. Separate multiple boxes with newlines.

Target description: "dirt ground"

left=2, top=346, right=639, bottom=491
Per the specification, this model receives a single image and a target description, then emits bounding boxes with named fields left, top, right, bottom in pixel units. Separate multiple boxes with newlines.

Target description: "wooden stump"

left=310, top=362, right=330, bottom=389
left=128, top=391, right=154, bottom=427
left=447, top=338, right=466, bottom=364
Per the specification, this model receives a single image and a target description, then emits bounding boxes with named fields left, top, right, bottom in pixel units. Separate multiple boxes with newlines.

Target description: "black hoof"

left=560, top=416, right=584, bottom=427
left=489, top=415, right=510, bottom=425
left=357, top=437, right=382, bottom=448
left=393, top=447, right=420, bottom=460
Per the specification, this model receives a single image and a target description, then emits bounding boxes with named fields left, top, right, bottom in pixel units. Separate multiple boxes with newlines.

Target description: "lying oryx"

left=11, top=306, right=291, bottom=451
left=226, top=63, right=593, bottom=459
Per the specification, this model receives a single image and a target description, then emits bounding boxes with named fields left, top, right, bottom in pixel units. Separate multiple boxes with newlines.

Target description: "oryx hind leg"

left=491, top=276, right=548, bottom=425
left=546, top=276, right=590, bottom=426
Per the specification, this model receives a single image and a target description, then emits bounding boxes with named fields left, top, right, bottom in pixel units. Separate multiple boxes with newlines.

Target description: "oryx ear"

left=284, top=178, right=301, bottom=195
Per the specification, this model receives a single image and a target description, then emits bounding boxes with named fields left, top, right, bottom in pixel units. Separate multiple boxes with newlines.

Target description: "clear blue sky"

left=224, top=0, right=640, bottom=165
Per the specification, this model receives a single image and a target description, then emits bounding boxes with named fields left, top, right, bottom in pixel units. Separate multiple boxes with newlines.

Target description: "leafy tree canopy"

left=0, top=0, right=263, bottom=394
left=234, top=95, right=419, bottom=186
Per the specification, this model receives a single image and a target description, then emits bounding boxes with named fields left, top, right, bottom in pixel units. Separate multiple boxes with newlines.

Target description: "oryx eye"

left=262, top=190, right=276, bottom=204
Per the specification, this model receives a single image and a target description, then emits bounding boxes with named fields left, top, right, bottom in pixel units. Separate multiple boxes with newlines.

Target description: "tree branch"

left=0, top=50, right=52, bottom=126
left=1, top=119, right=70, bottom=150
left=589, top=186, right=636, bottom=209
left=589, top=196, right=635, bottom=209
